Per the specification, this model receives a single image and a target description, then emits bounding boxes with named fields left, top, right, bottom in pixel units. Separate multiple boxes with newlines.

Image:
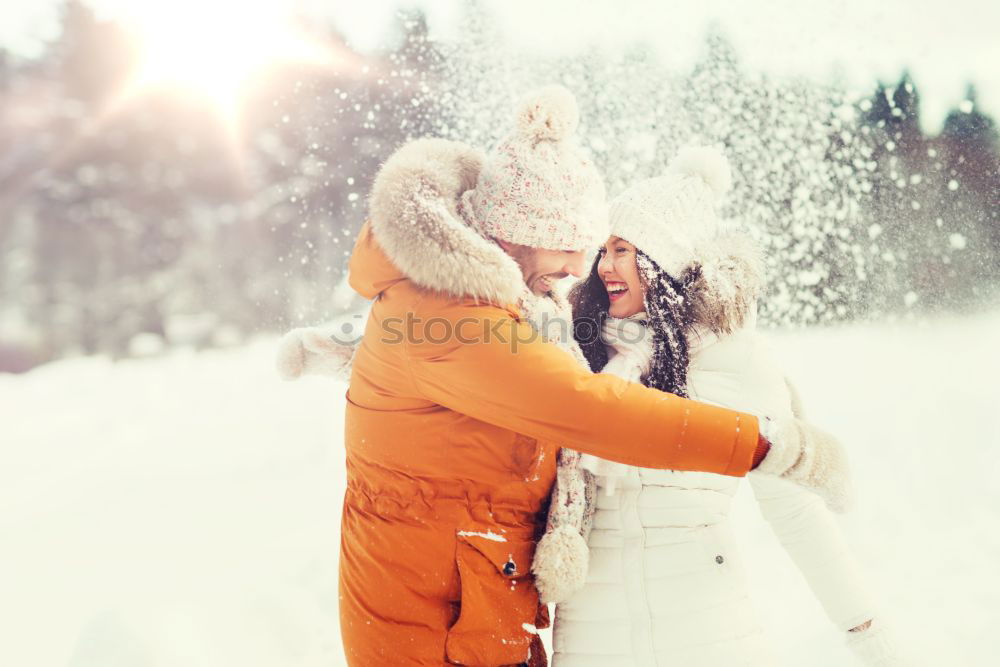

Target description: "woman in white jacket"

left=534, top=147, right=902, bottom=666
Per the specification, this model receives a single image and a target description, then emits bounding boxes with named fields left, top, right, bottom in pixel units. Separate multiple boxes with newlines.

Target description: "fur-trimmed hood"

left=354, top=138, right=527, bottom=307
left=686, top=231, right=765, bottom=336
left=297, top=137, right=591, bottom=386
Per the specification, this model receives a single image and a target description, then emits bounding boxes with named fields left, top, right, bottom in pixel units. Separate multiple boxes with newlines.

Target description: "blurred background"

left=1, top=1, right=998, bottom=666
left=0, top=0, right=997, bottom=371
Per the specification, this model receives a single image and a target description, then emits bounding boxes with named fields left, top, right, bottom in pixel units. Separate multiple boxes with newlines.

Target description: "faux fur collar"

left=367, top=138, right=526, bottom=307
left=687, top=231, right=765, bottom=336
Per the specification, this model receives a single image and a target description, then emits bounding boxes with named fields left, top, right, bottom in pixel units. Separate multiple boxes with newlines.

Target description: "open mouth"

left=606, top=281, right=629, bottom=302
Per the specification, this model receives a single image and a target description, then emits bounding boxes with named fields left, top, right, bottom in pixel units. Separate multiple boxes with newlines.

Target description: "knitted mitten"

left=845, top=618, right=907, bottom=666
left=275, top=327, right=356, bottom=381
left=755, top=417, right=853, bottom=513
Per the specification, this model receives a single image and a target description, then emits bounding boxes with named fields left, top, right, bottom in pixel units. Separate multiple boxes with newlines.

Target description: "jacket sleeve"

left=404, top=307, right=760, bottom=477
left=748, top=472, right=878, bottom=630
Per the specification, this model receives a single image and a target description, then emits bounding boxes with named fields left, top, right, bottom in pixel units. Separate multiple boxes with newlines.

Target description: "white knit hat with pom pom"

left=609, top=145, right=733, bottom=277
left=461, top=85, right=608, bottom=250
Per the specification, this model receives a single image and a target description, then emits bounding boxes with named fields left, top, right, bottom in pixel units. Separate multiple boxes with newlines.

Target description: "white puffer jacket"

left=552, top=322, right=878, bottom=666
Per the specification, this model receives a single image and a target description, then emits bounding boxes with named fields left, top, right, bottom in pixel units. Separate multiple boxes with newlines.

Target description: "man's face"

left=497, top=241, right=588, bottom=296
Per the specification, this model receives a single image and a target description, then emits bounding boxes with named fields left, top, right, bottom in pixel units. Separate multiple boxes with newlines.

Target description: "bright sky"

left=1, top=0, right=997, bottom=131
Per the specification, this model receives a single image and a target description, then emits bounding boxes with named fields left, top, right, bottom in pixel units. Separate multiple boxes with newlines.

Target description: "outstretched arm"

left=750, top=377, right=902, bottom=664
left=406, top=307, right=761, bottom=476
left=749, top=472, right=875, bottom=628
left=749, top=473, right=903, bottom=664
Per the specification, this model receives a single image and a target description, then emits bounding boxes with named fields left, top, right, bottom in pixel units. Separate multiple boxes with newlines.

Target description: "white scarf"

left=579, top=312, right=652, bottom=494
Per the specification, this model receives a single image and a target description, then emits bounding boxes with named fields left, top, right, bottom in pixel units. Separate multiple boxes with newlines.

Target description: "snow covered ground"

left=2, top=312, right=999, bottom=666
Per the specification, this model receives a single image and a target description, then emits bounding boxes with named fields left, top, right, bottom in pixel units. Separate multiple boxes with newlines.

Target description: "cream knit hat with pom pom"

left=609, top=145, right=733, bottom=277
left=461, top=85, right=608, bottom=251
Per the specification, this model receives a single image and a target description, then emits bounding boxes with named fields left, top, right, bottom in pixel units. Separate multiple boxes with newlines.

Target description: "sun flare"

left=121, top=1, right=334, bottom=119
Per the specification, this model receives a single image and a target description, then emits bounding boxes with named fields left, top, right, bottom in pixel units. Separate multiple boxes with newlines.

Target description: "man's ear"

left=495, top=239, right=513, bottom=252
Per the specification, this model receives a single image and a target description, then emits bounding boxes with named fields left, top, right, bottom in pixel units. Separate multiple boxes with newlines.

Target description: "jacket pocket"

left=696, top=523, right=752, bottom=591
left=445, top=532, right=545, bottom=665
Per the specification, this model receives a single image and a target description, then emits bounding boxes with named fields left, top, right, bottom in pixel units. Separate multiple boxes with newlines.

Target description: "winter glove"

left=275, top=327, right=356, bottom=381
left=754, top=416, right=852, bottom=513
left=600, top=315, right=653, bottom=383
left=845, top=618, right=907, bottom=666
left=784, top=376, right=807, bottom=419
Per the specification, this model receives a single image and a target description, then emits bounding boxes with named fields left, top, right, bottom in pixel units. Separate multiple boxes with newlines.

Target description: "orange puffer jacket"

left=338, top=138, right=760, bottom=666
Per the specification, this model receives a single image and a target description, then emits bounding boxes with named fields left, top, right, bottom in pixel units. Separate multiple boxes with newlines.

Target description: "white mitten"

left=755, top=417, right=853, bottom=513
left=275, top=327, right=356, bottom=381
left=600, top=316, right=653, bottom=383
left=845, top=619, right=907, bottom=666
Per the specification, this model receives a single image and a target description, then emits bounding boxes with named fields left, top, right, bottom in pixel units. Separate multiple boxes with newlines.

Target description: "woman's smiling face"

left=597, top=236, right=645, bottom=318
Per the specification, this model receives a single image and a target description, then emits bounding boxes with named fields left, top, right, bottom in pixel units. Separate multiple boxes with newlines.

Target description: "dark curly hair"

left=569, top=250, right=697, bottom=396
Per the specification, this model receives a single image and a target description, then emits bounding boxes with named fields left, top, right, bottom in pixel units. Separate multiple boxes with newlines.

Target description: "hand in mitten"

left=600, top=317, right=653, bottom=382
left=845, top=618, right=908, bottom=666
left=754, top=416, right=853, bottom=513
left=275, top=327, right=356, bottom=381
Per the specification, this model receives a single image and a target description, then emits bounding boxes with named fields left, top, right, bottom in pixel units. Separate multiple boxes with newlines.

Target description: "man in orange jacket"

left=278, top=86, right=849, bottom=666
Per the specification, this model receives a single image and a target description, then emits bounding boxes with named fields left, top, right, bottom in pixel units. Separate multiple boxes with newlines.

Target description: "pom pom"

left=531, top=524, right=590, bottom=604
left=667, top=145, right=733, bottom=199
left=514, top=85, right=580, bottom=143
